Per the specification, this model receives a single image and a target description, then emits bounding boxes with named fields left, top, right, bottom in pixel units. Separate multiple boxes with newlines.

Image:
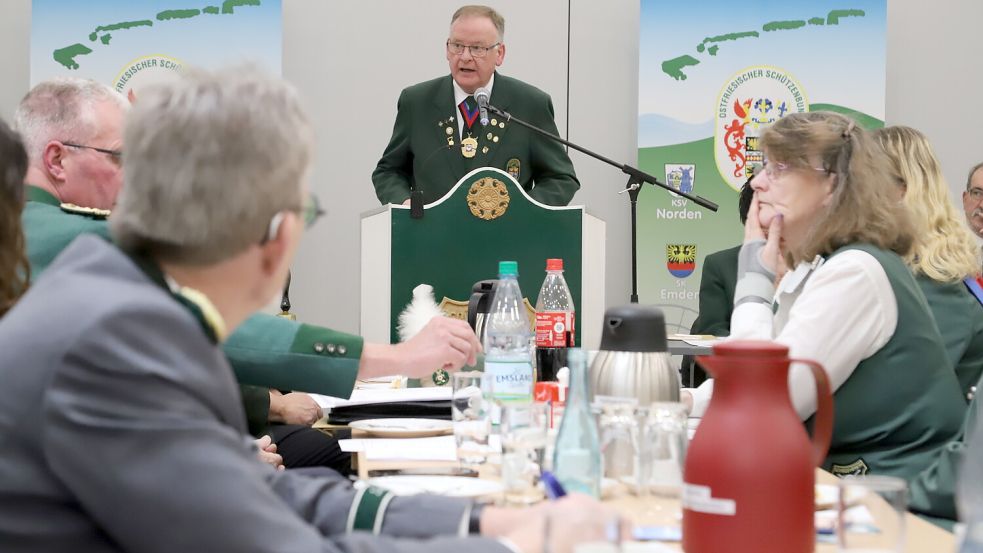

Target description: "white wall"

left=885, top=0, right=983, bottom=200
left=0, top=1, right=30, bottom=122
left=0, top=0, right=979, bottom=342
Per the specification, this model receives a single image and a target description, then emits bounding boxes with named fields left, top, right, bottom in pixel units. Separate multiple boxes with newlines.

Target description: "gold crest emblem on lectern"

left=466, top=177, right=510, bottom=220
left=437, top=297, right=469, bottom=321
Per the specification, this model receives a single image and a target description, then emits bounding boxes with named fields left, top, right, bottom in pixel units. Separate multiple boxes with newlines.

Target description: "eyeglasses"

left=261, top=192, right=326, bottom=244
left=446, top=40, right=500, bottom=58
left=62, top=141, right=123, bottom=164
left=300, top=192, right=326, bottom=229
left=968, top=187, right=983, bottom=201
left=761, top=158, right=829, bottom=181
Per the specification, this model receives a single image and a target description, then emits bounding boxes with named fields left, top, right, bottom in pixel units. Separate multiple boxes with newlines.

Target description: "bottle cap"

left=498, top=260, right=518, bottom=276
left=546, top=258, right=563, bottom=271
left=598, top=305, right=668, bottom=353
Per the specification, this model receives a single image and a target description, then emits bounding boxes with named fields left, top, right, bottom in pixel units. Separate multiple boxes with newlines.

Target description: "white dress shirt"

left=689, top=249, right=898, bottom=420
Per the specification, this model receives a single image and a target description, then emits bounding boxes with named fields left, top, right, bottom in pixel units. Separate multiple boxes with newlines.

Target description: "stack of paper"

left=349, top=435, right=457, bottom=461
left=311, top=386, right=452, bottom=411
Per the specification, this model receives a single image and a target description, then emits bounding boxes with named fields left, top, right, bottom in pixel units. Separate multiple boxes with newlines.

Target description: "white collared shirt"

left=453, top=74, right=495, bottom=139
left=688, top=249, right=897, bottom=420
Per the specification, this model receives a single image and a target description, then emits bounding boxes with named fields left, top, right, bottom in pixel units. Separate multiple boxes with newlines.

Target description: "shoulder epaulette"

left=60, top=203, right=111, bottom=219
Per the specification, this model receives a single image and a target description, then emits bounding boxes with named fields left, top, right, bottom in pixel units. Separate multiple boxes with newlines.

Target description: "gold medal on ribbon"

left=461, top=136, right=478, bottom=158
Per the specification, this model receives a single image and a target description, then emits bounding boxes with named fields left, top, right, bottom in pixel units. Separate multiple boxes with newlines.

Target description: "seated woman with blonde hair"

left=685, top=112, right=965, bottom=481
left=0, top=118, right=29, bottom=317
left=875, top=125, right=983, bottom=398
left=874, top=125, right=983, bottom=526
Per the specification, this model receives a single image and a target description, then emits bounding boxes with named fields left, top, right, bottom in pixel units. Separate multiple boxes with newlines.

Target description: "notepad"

left=310, top=386, right=452, bottom=410
left=362, top=435, right=458, bottom=461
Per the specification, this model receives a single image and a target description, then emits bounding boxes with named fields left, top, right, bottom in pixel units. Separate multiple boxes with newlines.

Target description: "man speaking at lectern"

left=372, top=5, right=580, bottom=207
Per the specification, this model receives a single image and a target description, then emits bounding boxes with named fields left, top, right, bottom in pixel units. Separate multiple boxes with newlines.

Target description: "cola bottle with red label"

left=535, top=258, right=575, bottom=381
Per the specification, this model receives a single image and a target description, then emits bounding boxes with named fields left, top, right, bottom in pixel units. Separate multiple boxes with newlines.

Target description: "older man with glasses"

left=962, top=162, right=983, bottom=240
left=372, top=4, right=579, bottom=207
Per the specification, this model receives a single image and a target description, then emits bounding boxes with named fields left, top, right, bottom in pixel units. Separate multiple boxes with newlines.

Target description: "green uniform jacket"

left=372, top=73, right=579, bottom=206
left=906, top=396, right=976, bottom=529
left=904, top=277, right=983, bottom=527
left=683, top=245, right=739, bottom=387
left=690, top=245, right=739, bottom=337
left=917, top=276, right=983, bottom=398
left=22, top=186, right=364, bottom=433
left=817, top=245, right=964, bottom=483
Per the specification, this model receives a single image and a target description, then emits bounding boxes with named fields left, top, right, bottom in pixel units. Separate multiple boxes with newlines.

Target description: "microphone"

left=475, top=87, right=490, bottom=126
left=409, top=141, right=455, bottom=219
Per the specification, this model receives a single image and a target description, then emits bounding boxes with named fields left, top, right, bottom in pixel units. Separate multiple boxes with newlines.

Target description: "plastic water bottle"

left=552, top=348, right=601, bottom=497
left=484, top=261, right=534, bottom=403
left=535, top=258, right=575, bottom=382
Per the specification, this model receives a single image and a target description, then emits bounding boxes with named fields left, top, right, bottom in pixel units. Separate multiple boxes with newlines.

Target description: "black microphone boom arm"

left=486, top=103, right=717, bottom=210
left=486, top=102, right=718, bottom=303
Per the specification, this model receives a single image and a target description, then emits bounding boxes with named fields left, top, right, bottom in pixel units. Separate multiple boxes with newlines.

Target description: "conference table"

left=352, top=440, right=955, bottom=552
left=328, top=368, right=955, bottom=552
left=666, top=338, right=714, bottom=357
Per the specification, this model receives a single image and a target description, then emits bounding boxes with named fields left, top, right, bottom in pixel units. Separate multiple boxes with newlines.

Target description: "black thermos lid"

left=598, top=305, right=668, bottom=353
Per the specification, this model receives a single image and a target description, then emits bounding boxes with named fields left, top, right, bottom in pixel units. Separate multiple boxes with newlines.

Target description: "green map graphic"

left=662, top=8, right=866, bottom=80
left=158, top=9, right=202, bottom=21
left=53, top=43, right=93, bottom=70
left=54, top=0, right=263, bottom=70
left=762, top=20, right=807, bottom=32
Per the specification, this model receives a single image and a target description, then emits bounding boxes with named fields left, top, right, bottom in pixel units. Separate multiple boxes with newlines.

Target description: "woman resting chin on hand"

left=684, top=112, right=964, bottom=483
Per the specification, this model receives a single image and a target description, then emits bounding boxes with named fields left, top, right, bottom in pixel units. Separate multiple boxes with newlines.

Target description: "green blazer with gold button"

left=372, top=72, right=579, bottom=206
left=22, top=186, right=363, bottom=431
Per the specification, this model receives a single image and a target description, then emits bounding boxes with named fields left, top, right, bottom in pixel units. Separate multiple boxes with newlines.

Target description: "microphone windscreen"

left=475, top=88, right=490, bottom=104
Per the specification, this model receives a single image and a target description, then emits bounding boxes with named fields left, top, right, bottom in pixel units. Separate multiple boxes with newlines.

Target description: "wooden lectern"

left=361, top=167, right=605, bottom=348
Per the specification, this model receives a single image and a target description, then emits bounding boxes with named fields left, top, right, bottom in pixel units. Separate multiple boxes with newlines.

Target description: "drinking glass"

left=452, top=371, right=492, bottom=467
left=596, top=396, right=639, bottom=484
left=632, top=402, right=687, bottom=524
left=500, top=402, right=550, bottom=504
left=644, top=402, right=687, bottom=496
left=837, top=475, right=907, bottom=552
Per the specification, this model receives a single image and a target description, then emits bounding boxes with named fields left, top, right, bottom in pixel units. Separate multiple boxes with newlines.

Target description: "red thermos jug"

left=682, top=340, right=833, bottom=553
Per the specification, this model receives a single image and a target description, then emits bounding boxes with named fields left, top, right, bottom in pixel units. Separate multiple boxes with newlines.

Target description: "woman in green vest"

left=875, top=126, right=983, bottom=399
left=874, top=126, right=983, bottom=525
left=685, top=111, right=965, bottom=481
left=0, top=118, right=29, bottom=317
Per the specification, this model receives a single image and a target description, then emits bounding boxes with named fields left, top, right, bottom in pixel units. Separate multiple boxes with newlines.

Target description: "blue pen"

left=540, top=471, right=567, bottom=499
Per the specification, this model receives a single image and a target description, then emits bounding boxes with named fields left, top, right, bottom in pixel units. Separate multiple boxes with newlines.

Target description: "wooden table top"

left=354, top=447, right=954, bottom=552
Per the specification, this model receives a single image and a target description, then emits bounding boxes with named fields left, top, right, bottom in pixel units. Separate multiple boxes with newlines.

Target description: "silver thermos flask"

left=589, top=305, right=680, bottom=404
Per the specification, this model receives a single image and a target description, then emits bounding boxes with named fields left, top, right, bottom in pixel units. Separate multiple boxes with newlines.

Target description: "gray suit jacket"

left=0, top=235, right=507, bottom=553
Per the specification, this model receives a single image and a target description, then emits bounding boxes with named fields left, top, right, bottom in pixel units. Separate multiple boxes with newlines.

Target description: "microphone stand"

left=277, top=271, right=297, bottom=320
left=410, top=190, right=424, bottom=219
left=408, top=143, right=456, bottom=220
left=486, top=103, right=718, bottom=303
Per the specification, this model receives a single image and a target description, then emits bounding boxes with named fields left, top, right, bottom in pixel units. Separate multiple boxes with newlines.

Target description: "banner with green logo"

left=31, top=0, right=282, bottom=93
left=637, top=0, right=885, bottom=332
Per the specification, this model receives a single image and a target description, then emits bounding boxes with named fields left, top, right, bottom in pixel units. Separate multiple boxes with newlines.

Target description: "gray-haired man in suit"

left=0, top=66, right=613, bottom=553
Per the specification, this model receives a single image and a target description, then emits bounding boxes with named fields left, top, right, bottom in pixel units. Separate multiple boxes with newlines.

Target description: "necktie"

left=459, top=95, right=480, bottom=139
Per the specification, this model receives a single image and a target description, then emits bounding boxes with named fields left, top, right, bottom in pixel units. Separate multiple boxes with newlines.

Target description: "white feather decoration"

left=397, top=284, right=446, bottom=342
